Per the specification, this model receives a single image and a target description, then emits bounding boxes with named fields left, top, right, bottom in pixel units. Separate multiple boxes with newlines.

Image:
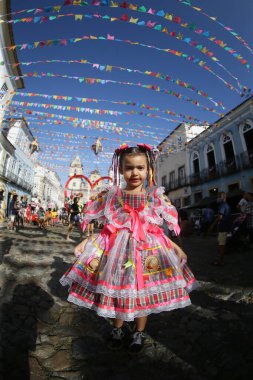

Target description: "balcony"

left=188, top=151, right=252, bottom=186
left=164, top=150, right=253, bottom=191
left=164, top=177, right=189, bottom=192
left=0, top=167, right=32, bottom=191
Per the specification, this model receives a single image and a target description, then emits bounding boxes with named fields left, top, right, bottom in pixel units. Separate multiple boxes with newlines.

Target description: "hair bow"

left=137, top=143, right=151, bottom=151
left=115, top=143, right=129, bottom=154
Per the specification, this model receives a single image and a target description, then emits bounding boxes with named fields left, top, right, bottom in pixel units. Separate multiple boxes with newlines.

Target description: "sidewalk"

left=0, top=225, right=253, bottom=380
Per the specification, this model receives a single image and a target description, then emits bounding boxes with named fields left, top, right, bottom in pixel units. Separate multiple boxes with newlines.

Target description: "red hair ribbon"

left=137, top=143, right=152, bottom=151
left=115, top=143, right=129, bottom=154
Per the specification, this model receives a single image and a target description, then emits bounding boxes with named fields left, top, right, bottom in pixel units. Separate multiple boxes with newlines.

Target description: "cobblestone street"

left=0, top=224, right=253, bottom=380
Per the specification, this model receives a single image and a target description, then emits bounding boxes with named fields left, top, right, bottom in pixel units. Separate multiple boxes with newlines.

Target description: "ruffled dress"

left=60, top=186, right=197, bottom=321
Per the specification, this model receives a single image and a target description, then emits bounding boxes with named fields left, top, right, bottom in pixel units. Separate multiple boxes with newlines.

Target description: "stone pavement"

left=0, top=223, right=253, bottom=380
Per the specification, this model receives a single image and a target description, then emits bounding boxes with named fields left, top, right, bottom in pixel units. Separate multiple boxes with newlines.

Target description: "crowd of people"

left=6, top=193, right=68, bottom=231
left=5, top=191, right=253, bottom=257
left=178, top=191, right=253, bottom=265
left=5, top=193, right=101, bottom=242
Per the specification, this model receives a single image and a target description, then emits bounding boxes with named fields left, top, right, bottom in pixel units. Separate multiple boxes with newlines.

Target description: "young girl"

left=60, top=144, right=197, bottom=353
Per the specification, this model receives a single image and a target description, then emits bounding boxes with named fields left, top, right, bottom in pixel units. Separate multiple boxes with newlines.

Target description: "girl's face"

left=121, top=154, right=148, bottom=191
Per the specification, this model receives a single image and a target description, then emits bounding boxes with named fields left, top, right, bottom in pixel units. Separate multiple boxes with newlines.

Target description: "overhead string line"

left=2, top=58, right=225, bottom=109
left=12, top=90, right=212, bottom=125
left=33, top=128, right=202, bottom=149
left=6, top=108, right=165, bottom=139
left=174, top=0, right=253, bottom=56
left=20, top=105, right=181, bottom=134
left=1, top=33, right=243, bottom=96
left=30, top=128, right=151, bottom=145
left=10, top=100, right=192, bottom=125
left=2, top=10, right=248, bottom=91
left=0, top=0, right=250, bottom=70
left=3, top=71, right=224, bottom=117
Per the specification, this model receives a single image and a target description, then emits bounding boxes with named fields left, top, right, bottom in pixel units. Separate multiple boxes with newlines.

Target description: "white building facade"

left=0, top=1, right=24, bottom=123
left=0, top=118, right=36, bottom=215
left=157, top=123, right=206, bottom=208
left=33, top=165, right=64, bottom=209
left=186, top=96, right=253, bottom=205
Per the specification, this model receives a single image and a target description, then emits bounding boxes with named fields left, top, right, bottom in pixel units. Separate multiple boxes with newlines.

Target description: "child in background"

left=51, top=209, right=58, bottom=227
left=60, top=144, right=197, bottom=353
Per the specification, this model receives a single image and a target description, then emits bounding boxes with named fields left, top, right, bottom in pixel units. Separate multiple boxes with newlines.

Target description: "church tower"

left=67, top=156, right=86, bottom=202
left=69, top=156, right=83, bottom=177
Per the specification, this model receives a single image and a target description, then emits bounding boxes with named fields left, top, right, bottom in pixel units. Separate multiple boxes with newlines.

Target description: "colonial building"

left=0, top=0, right=24, bottom=123
left=187, top=96, right=253, bottom=205
left=33, top=165, right=64, bottom=209
left=157, top=123, right=206, bottom=208
left=0, top=118, right=36, bottom=215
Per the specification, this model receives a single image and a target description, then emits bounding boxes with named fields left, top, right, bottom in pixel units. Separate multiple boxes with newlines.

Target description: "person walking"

left=212, top=192, right=231, bottom=266
left=66, top=197, right=82, bottom=241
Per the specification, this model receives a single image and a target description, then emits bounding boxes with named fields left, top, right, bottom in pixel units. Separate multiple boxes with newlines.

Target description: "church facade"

left=66, top=157, right=108, bottom=205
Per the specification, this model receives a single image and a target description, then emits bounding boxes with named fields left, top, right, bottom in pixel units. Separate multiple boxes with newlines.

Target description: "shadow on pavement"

left=0, top=236, right=12, bottom=264
left=47, top=256, right=71, bottom=300
left=1, top=282, right=54, bottom=380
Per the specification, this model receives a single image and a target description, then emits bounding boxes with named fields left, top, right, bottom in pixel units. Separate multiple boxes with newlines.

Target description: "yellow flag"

left=129, top=17, right=138, bottom=24
left=75, top=15, right=83, bottom=21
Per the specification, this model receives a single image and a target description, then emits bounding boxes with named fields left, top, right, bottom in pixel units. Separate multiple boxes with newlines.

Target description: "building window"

left=161, top=175, right=167, bottom=186
left=169, top=171, right=175, bottom=188
left=174, top=198, right=181, bottom=209
left=228, top=183, right=240, bottom=193
left=242, top=123, right=253, bottom=156
left=73, top=182, right=76, bottom=187
left=222, top=133, right=235, bottom=165
left=0, top=82, right=8, bottom=100
left=194, top=192, right=202, bottom=203
left=178, top=166, right=185, bottom=185
left=192, top=152, right=200, bottom=174
left=206, top=144, right=216, bottom=172
left=183, top=196, right=191, bottom=206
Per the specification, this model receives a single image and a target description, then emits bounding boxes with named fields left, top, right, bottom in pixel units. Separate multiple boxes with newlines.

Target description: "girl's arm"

left=169, top=238, right=187, bottom=265
left=74, top=238, right=88, bottom=258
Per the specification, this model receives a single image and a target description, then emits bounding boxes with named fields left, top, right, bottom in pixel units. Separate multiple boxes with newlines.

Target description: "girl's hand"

left=174, top=245, right=187, bottom=267
left=74, top=238, right=88, bottom=258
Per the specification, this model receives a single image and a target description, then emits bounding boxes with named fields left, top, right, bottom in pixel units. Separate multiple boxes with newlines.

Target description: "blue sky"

left=5, top=0, right=253, bottom=185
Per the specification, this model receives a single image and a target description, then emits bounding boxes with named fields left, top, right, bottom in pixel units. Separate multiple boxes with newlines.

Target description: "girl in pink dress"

left=60, top=144, right=197, bottom=353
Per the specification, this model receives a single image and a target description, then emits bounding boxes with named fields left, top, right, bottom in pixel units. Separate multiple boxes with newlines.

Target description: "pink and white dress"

left=60, top=186, right=197, bottom=321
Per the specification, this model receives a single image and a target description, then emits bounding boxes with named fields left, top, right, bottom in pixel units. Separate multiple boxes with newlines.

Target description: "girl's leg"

left=113, top=318, right=124, bottom=328
left=135, top=316, right=147, bottom=331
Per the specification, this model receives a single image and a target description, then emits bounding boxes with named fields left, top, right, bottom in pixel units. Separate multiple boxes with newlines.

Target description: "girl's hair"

left=112, top=145, right=158, bottom=187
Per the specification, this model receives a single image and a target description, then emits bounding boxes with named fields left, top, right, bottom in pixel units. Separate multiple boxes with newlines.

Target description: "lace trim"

left=61, top=270, right=194, bottom=298
left=67, top=294, right=191, bottom=321
left=155, top=186, right=165, bottom=197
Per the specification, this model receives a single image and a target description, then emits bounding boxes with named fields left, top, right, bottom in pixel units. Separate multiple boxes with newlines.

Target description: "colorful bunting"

left=2, top=33, right=243, bottom=95
left=10, top=99, right=187, bottom=124
left=2, top=58, right=225, bottom=108
left=0, top=0, right=250, bottom=68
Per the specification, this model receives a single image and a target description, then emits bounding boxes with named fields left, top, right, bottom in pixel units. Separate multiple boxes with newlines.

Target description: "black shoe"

left=107, top=327, right=124, bottom=350
left=128, top=331, right=146, bottom=354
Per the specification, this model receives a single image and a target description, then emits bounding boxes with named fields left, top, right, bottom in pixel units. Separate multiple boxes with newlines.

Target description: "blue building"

left=186, top=96, right=253, bottom=206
